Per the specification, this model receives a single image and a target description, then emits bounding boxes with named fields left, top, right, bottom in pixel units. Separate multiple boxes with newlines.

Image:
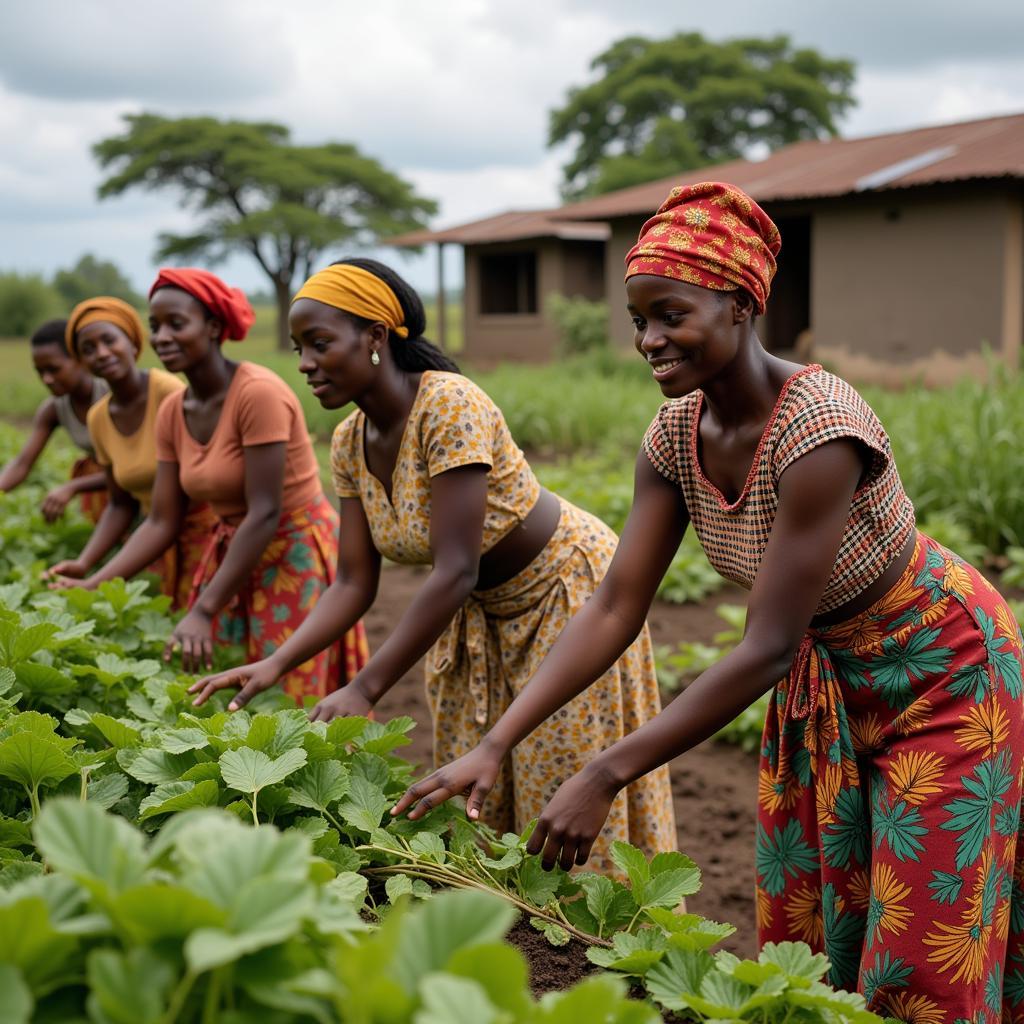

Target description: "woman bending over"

left=191, top=258, right=676, bottom=872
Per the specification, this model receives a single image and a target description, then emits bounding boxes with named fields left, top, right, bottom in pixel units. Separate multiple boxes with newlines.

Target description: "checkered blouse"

left=642, top=365, right=915, bottom=614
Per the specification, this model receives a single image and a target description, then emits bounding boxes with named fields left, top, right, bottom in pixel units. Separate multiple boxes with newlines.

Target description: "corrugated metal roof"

left=556, top=111, right=1024, bottom=220
left=388, top=209, right=609, bottom=247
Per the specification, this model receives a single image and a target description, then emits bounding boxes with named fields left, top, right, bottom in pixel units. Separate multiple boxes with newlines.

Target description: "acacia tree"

left=94, top=114, right=437, bottom=349
left=549, top=33, right=856, bottom=199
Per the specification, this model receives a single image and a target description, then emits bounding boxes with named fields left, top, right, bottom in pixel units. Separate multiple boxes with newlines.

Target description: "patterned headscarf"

left=624, top=182, right=782, bottom=314
left=66, top=297, right=146, bottom=358
left=292, top=264, right=409, bottom=338
left=149, top=268, right=255, bottom=341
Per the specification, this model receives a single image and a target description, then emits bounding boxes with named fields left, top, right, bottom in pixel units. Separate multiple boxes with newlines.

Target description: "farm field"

left=1, top=338, right=1022, bottom=1020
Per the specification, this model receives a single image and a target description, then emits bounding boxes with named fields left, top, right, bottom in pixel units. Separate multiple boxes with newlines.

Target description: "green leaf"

left=86, top=947, right=175, bottom=1024
left=138, top=780, right=220, bottom=820
left=639, top=866, right=701, bottom=909
left=358, top=716, right=415, bottom=755
left=586, top=929, right=667, bottom=974
left=33, top=798, right=147, bottom=895
left=530, top=916, right=571, bottom=947
left=535, top=974, right=653, bottom=1022
left=116, top=747, right=195, bottom=785
left=0, top=731, right=77, bottom=793
left=611, top=841, right=650, bottom=893
left=14, top=663, right=74, bottom=700
left=112, top=883, right=225, bottom=942
left=0, top=964, right=33, bottom=1023
left=245, top=713, right=278, bottom=751
left=220, top=746, right=307, bottom=795
left=89, top=713, right=141, bottom=749
left=517, top=856, right=561, bottom=907
left=287, top=760, right=350, bottom=813
left=326, top=715, right=369, bottom=748
left=266, top=709, right=311, bottom=756
left=644, top=948, right=715, bottom=1012
left=158, top=727, right=211, bottom=754
left=339, top=773, right=389, bottom=833
left=0, top=896, right=79, bottom=990
left=409, top=832, right=446, bottom=863
left=87, top=772, right=129, bottom=810
left=758, top=941, right=831, bottom=982
left=326, top=872, right=368, bottom=909
left=391, top=890, right=517, bottom=994
left=414, top=973, right=500, bottom=1024
left=386, top=874, right=414, bottom=903
left=446, top=943, right=533, bottom=1018
left=0, top=667, right=15, bottom=697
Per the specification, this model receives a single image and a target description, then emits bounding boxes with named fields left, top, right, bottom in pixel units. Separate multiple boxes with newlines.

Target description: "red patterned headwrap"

left=148, top=268, right=255, bottom=341
left=624, top=182, right=782, bottom=314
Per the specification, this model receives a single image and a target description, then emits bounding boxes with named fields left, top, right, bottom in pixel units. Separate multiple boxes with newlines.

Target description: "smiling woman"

left=45, top=296, right=213, bottom=607
left=55, top=270, right=368, bottom=701
left=189, top=257, right=678, bottom=877
left=396, top=181, right=1024, bottom=1023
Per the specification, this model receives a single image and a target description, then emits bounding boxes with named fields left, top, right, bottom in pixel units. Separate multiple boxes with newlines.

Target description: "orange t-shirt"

left=155, top=362, right=322, bottom=524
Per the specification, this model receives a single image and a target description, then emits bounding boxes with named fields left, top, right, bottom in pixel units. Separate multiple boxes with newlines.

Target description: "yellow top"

left=293, top=264, right=409, bottom=338
left=330, top=372, right=540, bottom=565
left=87, top=368, right=184, bottom=513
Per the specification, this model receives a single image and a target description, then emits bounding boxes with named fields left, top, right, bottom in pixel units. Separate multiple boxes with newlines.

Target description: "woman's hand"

left=526, top=764, right=620, bottom=872
left=189, top=659, right=282, bottom=710
left=41, top=483, right=75, bottom=523
left=391, top=743, right=503, bottom=822
left=165, top=608, right=215, bottom=674
left=44, top=559, right=87, bottom=581
left=308, top=682, right=375, bottom=723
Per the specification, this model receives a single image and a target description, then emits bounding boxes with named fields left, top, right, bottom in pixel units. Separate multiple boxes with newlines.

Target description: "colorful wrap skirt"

left=427, top=497, right=677, bottom=874
left=189, top=494, right=370, bottom=702
left=757, top=532, right=1024, bottom=1023
left=148, top=502, right=218, bottom=611
left=70, top=455, right=107, bottom=524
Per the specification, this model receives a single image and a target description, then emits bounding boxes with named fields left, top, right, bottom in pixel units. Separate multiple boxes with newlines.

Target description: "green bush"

left=0, top=272, right=63, bottom=338
left=547, top=294, right=610, bottom=356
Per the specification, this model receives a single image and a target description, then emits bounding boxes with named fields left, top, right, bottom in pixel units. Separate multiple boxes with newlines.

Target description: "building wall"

left=604, top=188, right=1024, bottom=385
left=463, top=238, right=606, bottom=364
left=811, top=189, right=1023, bottom=385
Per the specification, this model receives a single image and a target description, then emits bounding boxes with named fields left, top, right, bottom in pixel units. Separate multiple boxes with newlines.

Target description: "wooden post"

left=436, top=242, right=447, bottom=351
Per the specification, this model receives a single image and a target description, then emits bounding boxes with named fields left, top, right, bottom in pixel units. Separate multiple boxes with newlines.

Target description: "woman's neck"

left=70, top=374, right=97, bottom=402
left=701, top=334, right=788, bottom=431
left=185, top=350, right=236, bottom=401
left=358, top=369, right=423, bottom=436
left=108, top=367, right=148, bottom=406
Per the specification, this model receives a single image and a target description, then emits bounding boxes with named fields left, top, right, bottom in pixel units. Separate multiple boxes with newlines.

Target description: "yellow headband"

left=293, top=265, right=409, bottom=339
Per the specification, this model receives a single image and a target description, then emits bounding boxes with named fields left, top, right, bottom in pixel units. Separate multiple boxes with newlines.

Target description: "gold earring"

left=371, top=350, right=380, bottom=365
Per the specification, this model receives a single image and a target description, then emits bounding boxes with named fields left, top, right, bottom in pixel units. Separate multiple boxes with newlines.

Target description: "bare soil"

left=367, top=564, right=759, bottom=995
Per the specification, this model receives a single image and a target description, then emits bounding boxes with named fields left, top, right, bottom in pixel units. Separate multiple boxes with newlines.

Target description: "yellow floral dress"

left=331, top=371, right=676, bottom=871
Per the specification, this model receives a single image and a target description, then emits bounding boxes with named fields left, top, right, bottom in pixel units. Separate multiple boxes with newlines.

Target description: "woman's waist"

left=212, top=490, right=334, bottom=533
left=475, top=487, right=562, bottom=590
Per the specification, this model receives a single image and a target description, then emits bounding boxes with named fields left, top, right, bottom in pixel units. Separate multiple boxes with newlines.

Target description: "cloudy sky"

left=2, top=0, right=1023, bottom=297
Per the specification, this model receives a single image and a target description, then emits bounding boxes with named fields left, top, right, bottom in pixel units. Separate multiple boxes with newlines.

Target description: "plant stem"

left=160, top=970, right=196, bottom=1024
left=202, top=967, right=222, bottom=1024
left=251, top=793, right=259, bottom=827
left=359, top=848, right=611, bottom=947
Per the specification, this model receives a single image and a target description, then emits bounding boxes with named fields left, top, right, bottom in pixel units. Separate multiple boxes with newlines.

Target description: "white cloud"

left=0, top=0, right=1021, bottom=301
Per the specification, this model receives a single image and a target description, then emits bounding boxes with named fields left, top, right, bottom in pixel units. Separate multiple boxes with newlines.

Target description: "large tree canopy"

left=93, top=114, right=437, bottom=348
left=549, top=33, right=856, bottom=199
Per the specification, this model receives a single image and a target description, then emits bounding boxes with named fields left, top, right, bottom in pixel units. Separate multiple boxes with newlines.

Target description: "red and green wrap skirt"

left=189, top=494, right=369, bottom=702
left=757, top=532, right=1024, bottom=1022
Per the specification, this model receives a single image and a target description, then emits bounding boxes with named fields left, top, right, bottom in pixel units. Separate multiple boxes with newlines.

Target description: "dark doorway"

left=764, top=216, right=811, bottom=355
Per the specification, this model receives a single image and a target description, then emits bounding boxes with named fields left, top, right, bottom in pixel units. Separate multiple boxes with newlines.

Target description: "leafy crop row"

left=0, top=422, right=885, bottom=1021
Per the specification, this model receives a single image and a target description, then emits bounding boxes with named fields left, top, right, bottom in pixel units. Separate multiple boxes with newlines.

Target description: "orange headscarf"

left=625, top=182, right=782, bottom=314
left=65, top=297, right=146, bottom=358
left=149, top=268, right=255, bottom=342
left=293, top=264, right=409, bottom=338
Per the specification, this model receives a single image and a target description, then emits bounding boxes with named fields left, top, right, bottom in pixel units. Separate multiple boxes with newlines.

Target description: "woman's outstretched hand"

left=391, top=743, right=502, bottom=822
left=525, top=765, right=620, bottom=872
left=165, top=608, right=217, bottom=673
left=308, top=683, right=375, bottom=724
left=189, top=659, right=282, bottom=710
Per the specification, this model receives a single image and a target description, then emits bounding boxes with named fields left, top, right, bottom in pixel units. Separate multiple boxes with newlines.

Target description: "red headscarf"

left=624, top=182, right=782, bottom=314
left=148, top=268, right=255, bottom=341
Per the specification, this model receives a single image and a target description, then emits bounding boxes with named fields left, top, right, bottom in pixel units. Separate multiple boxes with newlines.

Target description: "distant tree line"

left=0, top=255, right=143, bottom=339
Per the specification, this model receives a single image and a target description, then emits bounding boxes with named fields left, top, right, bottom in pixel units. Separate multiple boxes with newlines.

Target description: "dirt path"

left=368, top=563, right=760, bottom=960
